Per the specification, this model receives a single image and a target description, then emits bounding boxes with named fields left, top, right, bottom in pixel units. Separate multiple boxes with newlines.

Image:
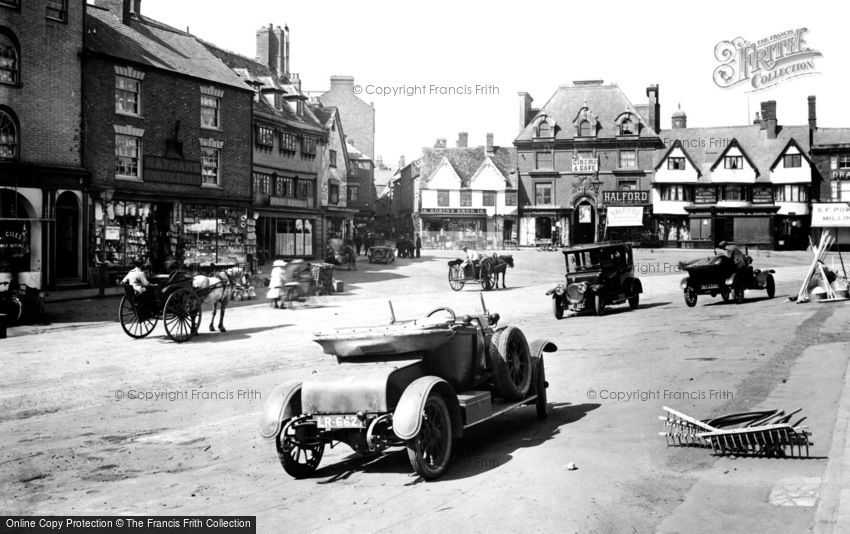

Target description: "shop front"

left=684, top=205, right=779, bottom=248
left=255, top=213, right=318, bottom=265
left=519, top=208, right=570, bottom=248
left=419, top=208, right=492, bottom=250
left=0, top=187, right=44, bottom=290
left=601, top=190, right=651, bottom=244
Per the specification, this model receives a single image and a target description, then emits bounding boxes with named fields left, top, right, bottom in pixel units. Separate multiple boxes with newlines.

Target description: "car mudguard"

left=529, top=339, right=557, bottom=358
left=393, top=376, right=462, bottom=441
left=680, top=276, right=690, bottom=289
left=629, top=278, right=643, bottom=294
left=259, top=379, right=302, bottom=440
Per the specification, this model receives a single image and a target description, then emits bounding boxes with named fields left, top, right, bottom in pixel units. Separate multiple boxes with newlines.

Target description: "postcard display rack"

left=180, top=204, right=255, bottom=267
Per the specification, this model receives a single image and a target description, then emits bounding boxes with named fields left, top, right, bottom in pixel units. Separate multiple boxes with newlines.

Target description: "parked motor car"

left=679, top=250, right=775, bottom=306
left=368, top=244, right=395, bottom=264
left=260, top=296, right=556, bottom=480
left=547, top=241, right=642, bottom=318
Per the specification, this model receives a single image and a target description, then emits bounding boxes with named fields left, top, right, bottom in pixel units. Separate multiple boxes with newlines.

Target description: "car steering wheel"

left=425, top=307, right=456, bottom=323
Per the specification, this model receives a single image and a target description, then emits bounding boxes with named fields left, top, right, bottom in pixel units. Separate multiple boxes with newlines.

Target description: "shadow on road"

left=145, top=324, right=292, bottom=343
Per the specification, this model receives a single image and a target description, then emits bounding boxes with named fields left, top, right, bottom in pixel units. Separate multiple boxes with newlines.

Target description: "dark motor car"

left=547, top=242, right=642, bottom=318
left=679, top=250, right=775, bottom=306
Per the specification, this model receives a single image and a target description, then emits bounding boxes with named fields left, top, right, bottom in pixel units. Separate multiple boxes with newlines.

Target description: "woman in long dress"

left=266, top=259, right=286, bottom=308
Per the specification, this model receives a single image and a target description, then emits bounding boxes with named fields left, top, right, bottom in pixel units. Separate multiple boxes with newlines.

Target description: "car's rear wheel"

left=766, top=275, right=775, bottom=299
left=684, top=287, right=697, bottom=307
left=535, top=359, right=548, bottom=419
left=552, top=297, right=564, bottom=320
left=406, top=393, right=453, bottom=480
left=734, top=281, right=745, bottom=304
left=277, top=420, right=324, bottom=479
left=488, top=326, right=532, bottom=401
left=628, top=293, right=639, bottom=310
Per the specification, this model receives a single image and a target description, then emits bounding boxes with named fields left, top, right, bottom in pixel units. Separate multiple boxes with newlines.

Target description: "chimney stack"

left=399, top=155, right=406, bottom=169
left=486, top=133, right=494, bottom=153
left=518, top=92, right=534, bottom=130
left=457, top=132, right=468, bottom=148
left=808, top=95, right=817, bottom=130
left=761, top=101, right=777, bottom=139
left=330, top=75, right=355, bottom=93
left=98, top=0, right=137, bottom=24
left=434, top=138, right=447, bottom=150
left=290, top=73, right=301, bottom=91
left=646, top=84, right=660, bottom=133
left=283, top=25, right=290, bottom=79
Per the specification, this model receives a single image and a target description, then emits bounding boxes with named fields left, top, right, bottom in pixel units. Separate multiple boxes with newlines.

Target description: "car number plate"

left=702, top=284, right=719, bottom=289
left=315, top=414, right=364, bottom=429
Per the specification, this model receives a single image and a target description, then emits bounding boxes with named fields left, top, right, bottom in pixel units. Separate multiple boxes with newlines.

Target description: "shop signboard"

left=571, top=157, right=598, bottom=173
left=420, top=208, right=486, bottom=215
left=602, top=190, right=649, bottom=205
left=695, top=186, right=717, bottom=204
left=811, top=203, right=850, bottom=227
left=606, top=206, right=644, bottom=227
left=752, top=186, right=774, bottom=204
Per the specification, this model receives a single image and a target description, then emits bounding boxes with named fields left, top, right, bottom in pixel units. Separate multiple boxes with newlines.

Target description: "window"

left=775, top=185, right=808, bottom=202
left=280, top=132, right=298, bottom=154
left=579, top=120, right=593, bottom=137
left=253, top=172, right=271, bottom=195
left=719, top=185, right=745, bottom=201
left=297, top=179, right=313, bottom=199
left=255, top=125, right=274, bottom=151
left=437, top=190, right=449, bottom=206
left=0, top=109, right=17, bottom=160
left=535, top=152, right=553, bottom=169
left=619, top=150, right=636, bottom=168
left=201, top=95, right=221, bottom=129
left=0, top=30, right=19, bottom=85
left=724, top=155, right=744, bottom=169
left=301, top=136, right=317, bottom=157
left=460, top=190, right=472, bottom=206
left=115, top=134, right=141, bottom=178
left=660, top=185, right=694, bottom=201
left=46, top=0, right=67, bottom=22
left=347, top=186, right=359, bottom=202
left=329, top=183, right=339, bottom=204
left=329, top=149, right=337, bottom=168
left=618, top=180, right=638, bottom=191
left=783, top=154, right=802, bottom=168
left=483, top=191, right=496, bottom=206
left=534, top=182, right=552, bottom=205
left=505, top=190, right=517, bottom=206
left=200, top=147, right=220, bottom=186
left=115, top=76, right=140, bottom=115
left=537, top=122, right=551, bottom=137
left=620, top=118, right=634, bottom=135
left=667, top=157, right=686, bottom=170
left=840, top=155, right=850, bottom=170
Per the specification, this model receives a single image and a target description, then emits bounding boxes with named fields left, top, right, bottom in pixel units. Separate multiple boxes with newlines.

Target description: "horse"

left=479, top=254, right=514, bottom=289
left=192, top=265, right=246, bottom=332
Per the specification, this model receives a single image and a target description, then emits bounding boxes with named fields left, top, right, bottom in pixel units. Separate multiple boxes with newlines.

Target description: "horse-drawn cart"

left=447, top=259, right=497, bottom=291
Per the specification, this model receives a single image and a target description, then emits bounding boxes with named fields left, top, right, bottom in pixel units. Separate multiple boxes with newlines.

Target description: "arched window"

left=0, top=29, right=19, bottom=85
left=0, top=108, right=17, bottom=160
left=620, top=118, right=634, bottom=135
left=537, top=122, right=551, bottom=137
left=579, top=120, right=592, bottom=137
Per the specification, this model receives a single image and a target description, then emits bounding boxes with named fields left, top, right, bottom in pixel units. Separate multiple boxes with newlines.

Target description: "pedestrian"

left=354, top=233, right=363, bottom=256
left=266, top=259, right=286, bottom=308
left=415, top=234, right=422, bottom=258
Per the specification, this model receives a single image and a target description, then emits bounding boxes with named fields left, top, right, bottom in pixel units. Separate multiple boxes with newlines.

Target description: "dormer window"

left=783, top=154, right=802, bottom=168
left=724, top=155, right=743, bottom=170
left=538, top=122, right=551, bottom=137
left=620, top=118, right=634, bottom=135
left=579, top=120, right=593, bottom=137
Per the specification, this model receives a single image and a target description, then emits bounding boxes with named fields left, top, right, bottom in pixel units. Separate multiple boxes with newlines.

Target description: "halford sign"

left=713, top=28, right=822, bottom=92
left=602, top=190, right=649, bottom=205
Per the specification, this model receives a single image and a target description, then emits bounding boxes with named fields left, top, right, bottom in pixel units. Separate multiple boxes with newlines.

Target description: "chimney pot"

left=399, top=155, right=406, bottom=169
left=518, top=92, right=534, bottom=131
left=457, top=132, right=468, bottom=148
left=486, top=133, right=494, bottom=153
left=646, top=84, right=660, bottom=133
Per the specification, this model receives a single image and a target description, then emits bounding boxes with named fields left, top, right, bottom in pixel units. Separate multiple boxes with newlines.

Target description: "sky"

left=136, top=0, right=848, bottom=168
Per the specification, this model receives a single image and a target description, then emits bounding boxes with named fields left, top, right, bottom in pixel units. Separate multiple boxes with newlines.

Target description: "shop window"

left=535, top=152, right=553, bottom=169
left=660, top=185, right=693, bottom=201
left=115, top=134, right=141, bottom=179
left=775, top=185, right=808, bottom=202
left=620, top=118, right=634, bottom=135
left=201, top=147, right=220, bottom=186
left=719, top=185, right=746, bottom=201
left=181, top=205, right=250, bottom=266
left=329, top=183, right=339, bottom=204
left=253, top=172, right=271, bottom=195
left=460, top=190, right=472, bottom=206
left=483, top=191, right=496, bottom=206
left=505, top=190, right=517, bottom=206
left=437, top=190, right=449, bottom=207
left=619, top=150, right=636, bottom=168
left=255, top=124, right=274, bottom=151
left=667, top=157, right=686, bottom=170
left=329, top=149, right=337, bottom=168
left=46, top=0, right=67, bottom=22
left=579, top=120, right=593, bottom=137
left=201, top=94, right=221, bottom=129
left=347, top=186, right=359, bottom=202
left=534, top=182, right=552, bottom=205
left=618, top=180, right=638, bottom=191
left=724, top=155, right=744, bottom=170
left=0, top=108, right=18, bottom=160
left=115, top=76, right=141, bottom=115
left=782, top=154, right=802, bottom=168
left=280, top=132, right=298, bottom=154
left=537, top=122, right=551, bottom=137
left=0, top=29, right=19, bottom=85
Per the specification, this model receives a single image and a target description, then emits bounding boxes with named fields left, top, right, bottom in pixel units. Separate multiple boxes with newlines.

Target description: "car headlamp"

left=566, top=283, right=586, bottom=304
left=554, top=284, right=566, bottom=296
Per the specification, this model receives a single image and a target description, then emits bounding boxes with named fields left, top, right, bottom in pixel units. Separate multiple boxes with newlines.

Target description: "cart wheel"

left=406, top=393, right=453, bottom=480
left=535, top=359, right=548, bottom=419
left=119, top=295, right=158, bottom=338
left=766, top=275, right=775, bottom=299
left=163, top=288, right=202, bottom=343
left=3, top=295, right=23, bottom=323
left=552, top=297, right=564, bottom=320
left=276, top=419, right=324, bottom=479
left=448, top=266, right=465, bottom=292
left=481, top=271, right=496, bottom=291
left=282, top=287, right=297, bottom=309
left=684, top=287, right=697, bottom=307
left=488, top=326, right=532, bottom=401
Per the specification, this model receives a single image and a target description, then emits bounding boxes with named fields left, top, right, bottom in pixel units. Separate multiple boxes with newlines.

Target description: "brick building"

left=0, top=0, right=89, bottom=290
left=203, top=25, right=329, bottom=265
left=809, top=96, right=850, bottom=246
left=311, top=105, right=356, bottom=245
left=83, top=0, right=254, bottom=278
left=514, top=81, right=664, bottom=246
left=317, top=75, right=375, bottom=159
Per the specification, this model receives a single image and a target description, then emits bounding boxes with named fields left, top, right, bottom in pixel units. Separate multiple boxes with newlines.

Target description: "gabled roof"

left=768, top=138, right=813, bottom=170
left=654, top=124, right=811, bottom=182
left=653, top=140, right=702, bottom=176
left=419, top=146, right=517, bottom=188
left=515, top=84, right=659, bottom=142
left=709, top=138, right=760, bottom=174
left=85, top=6, right=247, bottom=91
left=814, top=128, right=850, bottom=147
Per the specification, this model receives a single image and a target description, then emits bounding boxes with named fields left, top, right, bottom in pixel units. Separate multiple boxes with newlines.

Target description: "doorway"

left=573, top=201, right=596, bottom=244
left=55, top=192, right=80, bottom=279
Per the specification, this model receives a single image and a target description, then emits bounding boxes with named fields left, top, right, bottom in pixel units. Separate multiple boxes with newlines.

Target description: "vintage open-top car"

left=260, top=296, right=555, bottom=480
left=679, top=249, right=775, bottom=306
left=547, top=241, right=642, bottom=318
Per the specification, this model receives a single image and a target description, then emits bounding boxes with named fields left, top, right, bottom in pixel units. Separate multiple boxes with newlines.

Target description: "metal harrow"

left=660, top=406, right=811, bottom=457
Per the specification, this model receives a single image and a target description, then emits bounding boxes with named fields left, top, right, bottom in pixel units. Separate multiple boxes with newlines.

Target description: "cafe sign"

left=602, top=190, right=649, bottom=205
left=571, top=157, right=598, bottom=173
left=811, top=203, right=850, bottom=227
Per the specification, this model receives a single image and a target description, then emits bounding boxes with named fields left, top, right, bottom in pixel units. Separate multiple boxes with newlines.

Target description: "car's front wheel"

left=552, top=297, right=564, bottom=320
left=277, top=420, right=324, bottom=479
left=594, top=294, right=606, bottom=316
left=628, top=293, right=639, bottom=310
left=684, top=287, right=697, bottom=307
left=406, top=393, right=453, bottom=480
left=766, top=275, right=775, bottom=299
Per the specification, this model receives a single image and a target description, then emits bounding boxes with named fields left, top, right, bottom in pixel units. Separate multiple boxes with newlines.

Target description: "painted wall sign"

left=420, top=208, right=486, bottom=215
left=606, top=206, right=644, bottom=227
left=695, top=186, right=717, bottom=204
left=571, top=157, right=598, bottom=173
left=811, top=203, right=850, bottom=227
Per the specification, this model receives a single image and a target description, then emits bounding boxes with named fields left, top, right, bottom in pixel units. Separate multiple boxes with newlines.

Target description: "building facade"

left=317, top=75, right=375, bottom=159
left=0, top=0, right=89, bottom=290
left=345, top=140, right=376, bottom=233
left=513, top=81, right=664, bottom=247
left=416, top=134, right=518, bottom=249
left=312, top=105, right=356, bottom=245
left=652, top=99, right=815, bottom=249
left=810, top=97, right=850, bottom=246
left=203, top=25, right=328, bottom=266
left=83, top=1, right=253, bottom=280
